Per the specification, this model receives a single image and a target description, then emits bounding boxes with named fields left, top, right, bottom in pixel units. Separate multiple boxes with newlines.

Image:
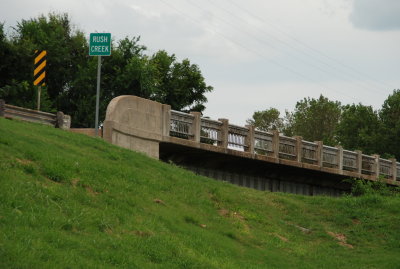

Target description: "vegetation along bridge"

left=103, top=96, right=400, bottom=196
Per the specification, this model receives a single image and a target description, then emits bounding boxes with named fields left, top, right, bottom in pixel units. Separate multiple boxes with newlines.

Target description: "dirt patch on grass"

left=275, top=233, right=289, bottom=242
left=218, top=209, right=229, bottom=217
left=218, top=208, right=250, bottom=233
left=71, top=178, right=80, bottom=188
left=154, top=199, right=166, bottom=205
left=327, top=231, right=354, bottom=249
left=124, top=230, right=154, bottom=237
left=218, top=209, right=245, bottom=221
left=16, top=158, right=33, bottom=165
left=85, top=185, right=100, bottom=196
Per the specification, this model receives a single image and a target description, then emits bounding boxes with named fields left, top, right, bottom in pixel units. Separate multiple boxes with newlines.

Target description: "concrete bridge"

left=103, top=95, right=400, bottom=196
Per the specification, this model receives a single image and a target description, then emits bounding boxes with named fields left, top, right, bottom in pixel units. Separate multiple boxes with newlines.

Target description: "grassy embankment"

left=0, top=117, right=399, bottom=268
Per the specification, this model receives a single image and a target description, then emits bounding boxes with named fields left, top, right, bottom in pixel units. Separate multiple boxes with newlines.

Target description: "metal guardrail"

left=2, top=103, right=56, bottom=126
left=0, top=100, right=71, bottom=129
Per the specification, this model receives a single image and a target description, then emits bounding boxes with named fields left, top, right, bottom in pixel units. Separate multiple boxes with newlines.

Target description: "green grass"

left=0, top=117, right=399, bottom=269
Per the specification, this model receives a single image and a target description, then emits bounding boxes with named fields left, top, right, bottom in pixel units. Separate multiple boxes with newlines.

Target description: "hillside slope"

left=0, top=117, right=399, bottom=269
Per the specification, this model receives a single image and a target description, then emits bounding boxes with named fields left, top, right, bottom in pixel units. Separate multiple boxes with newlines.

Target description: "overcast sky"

left=1, top=0, right=400, bottom=125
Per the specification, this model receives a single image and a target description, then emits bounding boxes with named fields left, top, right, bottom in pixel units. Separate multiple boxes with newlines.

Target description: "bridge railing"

left=322, top=145, right=339, bottom=168
left=301, top=141, right=318, bottom=164
left=279, top=135, right=297, bottom=160
left=343, top=150, right=358, bottom=172
left=397, top=163, right=400, bottom=181
left=254, top=130, right=273, bottom=155
left=228, top=124, right=249, bottom=150
left=168, top=110, right=400, bottom=183
left=170, top=110, right=195, bottom=139
left=361, top=154, right=376, bottom=176
left=379, top=158, right=393, bottom=179
left=200, top=118, right=222, bottom=146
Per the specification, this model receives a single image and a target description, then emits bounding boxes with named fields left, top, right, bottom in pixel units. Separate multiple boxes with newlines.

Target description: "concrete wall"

left=103, top=95, right=170, bottom=158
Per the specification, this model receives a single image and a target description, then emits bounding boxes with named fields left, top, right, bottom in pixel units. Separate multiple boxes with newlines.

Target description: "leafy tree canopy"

left=0, top=13, right=213, bottom=127
left=336, top=103, right=380, bottom=154
left=246, top=108, right=283, bottom=132
left=379, top=89, right=400, bottom=159
left=285, top=95, right=342, bottom=145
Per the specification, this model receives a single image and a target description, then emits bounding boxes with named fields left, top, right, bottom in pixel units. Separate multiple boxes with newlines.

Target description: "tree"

left=150, top=50, right=213, bottom=112
left=0, top=13, right=214, bottom=127
left=246, top=108, right=283, bottom=131
left=285, top=95, right=341, bottom=145
left=379, top=89, right=400, bottom=159
left=0, top=23, right=16, bottom=88
left=0, top=13, right=87, bottom=112
left=336, top=104, right=380, bottom=154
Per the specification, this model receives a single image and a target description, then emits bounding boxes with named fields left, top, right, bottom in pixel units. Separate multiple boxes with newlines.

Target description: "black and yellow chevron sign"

left=33, top=50, right=46, bottom=86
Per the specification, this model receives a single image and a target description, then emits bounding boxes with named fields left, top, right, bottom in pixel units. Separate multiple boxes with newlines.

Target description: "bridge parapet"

left=103, top=95, right=400, bottom=185
left=167, top=109, right=400, bottom=185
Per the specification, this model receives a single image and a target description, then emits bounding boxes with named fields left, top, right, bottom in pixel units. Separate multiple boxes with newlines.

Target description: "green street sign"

left=89, top=33, right=111, bottom=56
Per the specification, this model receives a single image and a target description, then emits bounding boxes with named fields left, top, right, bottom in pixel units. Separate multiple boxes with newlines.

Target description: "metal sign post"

left=95, top=56, right=101, bottom=137
left=37, top=86, right=41, bottom=111
left=89, top=33, right=111, bottom=137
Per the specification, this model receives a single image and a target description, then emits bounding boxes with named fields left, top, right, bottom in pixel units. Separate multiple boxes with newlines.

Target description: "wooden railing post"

left=190, top=112, right=201, bottom=143
left=315, top=141, right=323, bottom=167
left=272, top=130, right=280, bottom=159
left=218, top=118, right=229, bottom=149
left=373, top=154, right=380, bottom=180
left=245, top=125, right=255, bottom=154
left=390, top=158, right=397, bottom=182
left=355, top=150, right=362, bottom=175
left=336, top=145, right=343, bottom=171
left=162, top=104, right=171, bottom=137
left=0, top=99, right=5, bottom=117
left=294, top=136, right=303, bottom=163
